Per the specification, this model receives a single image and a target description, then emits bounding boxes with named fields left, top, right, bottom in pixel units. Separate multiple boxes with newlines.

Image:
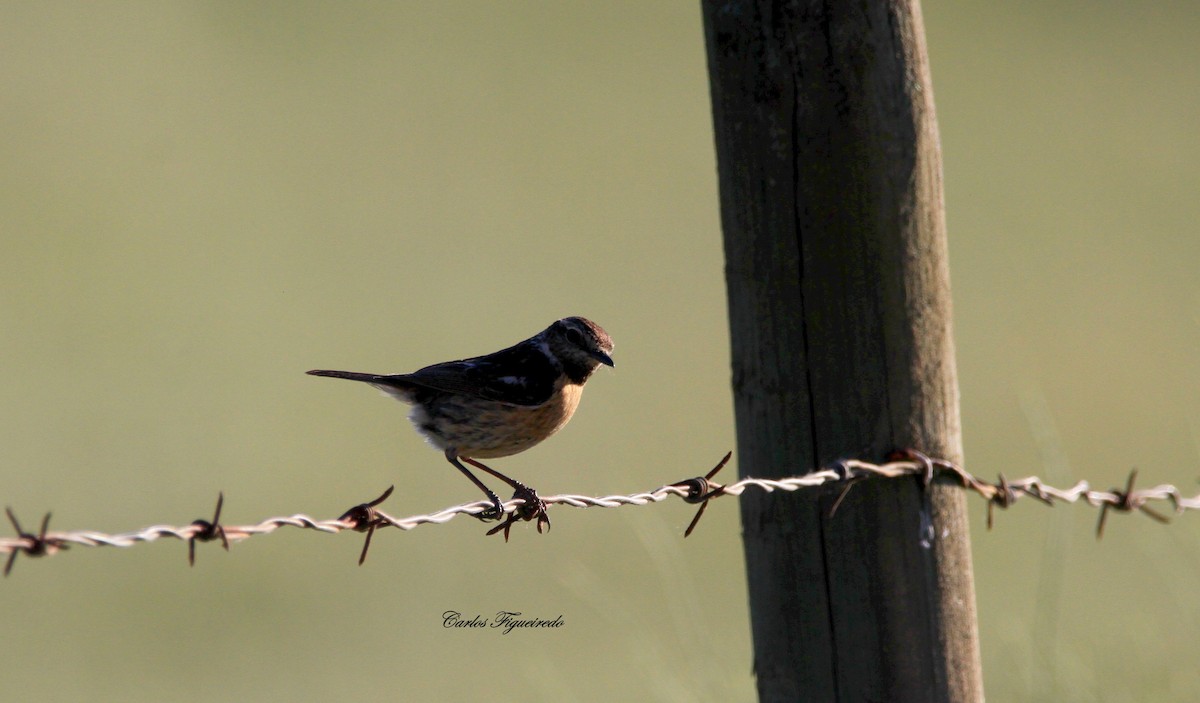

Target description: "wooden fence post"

left=702, top=2, right=984, bottom=701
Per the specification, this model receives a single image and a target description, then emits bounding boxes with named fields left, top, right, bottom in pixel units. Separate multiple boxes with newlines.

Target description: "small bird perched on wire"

left=308, top=316, right=614, bottom=534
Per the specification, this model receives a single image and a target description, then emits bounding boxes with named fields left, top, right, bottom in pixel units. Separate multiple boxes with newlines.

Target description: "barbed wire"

left=4, top=450, right=1198, bottom=574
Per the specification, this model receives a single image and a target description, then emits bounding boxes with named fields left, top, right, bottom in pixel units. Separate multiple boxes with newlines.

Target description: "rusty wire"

left=3, top=450, right=1197, bottom=573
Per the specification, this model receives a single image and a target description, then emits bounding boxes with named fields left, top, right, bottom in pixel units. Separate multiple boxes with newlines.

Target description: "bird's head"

left=545, top=316, right=614, bottom=382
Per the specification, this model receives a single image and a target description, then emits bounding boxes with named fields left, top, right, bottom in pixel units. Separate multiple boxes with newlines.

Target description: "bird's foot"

left=486, top=483, right=550, bottom=541
left=474, top=490, right=506, bottom=523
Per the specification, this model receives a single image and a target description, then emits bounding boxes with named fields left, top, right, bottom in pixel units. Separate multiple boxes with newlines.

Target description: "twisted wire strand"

left=3, top=454, right=1197, bottom=571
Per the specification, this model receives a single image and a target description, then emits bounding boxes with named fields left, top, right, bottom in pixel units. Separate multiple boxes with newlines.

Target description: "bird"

left=307, top=316, right=614, bottom=532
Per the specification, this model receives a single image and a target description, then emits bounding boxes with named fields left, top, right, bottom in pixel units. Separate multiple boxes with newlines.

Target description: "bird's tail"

left=307, top=368, right=416, bottom=402
left=306, top=369, right=384, bottom=384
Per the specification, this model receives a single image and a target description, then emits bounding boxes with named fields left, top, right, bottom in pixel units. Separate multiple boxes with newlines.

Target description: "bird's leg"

left=444, top=450, right=505, bottom=521
left=462, top=457, right=549, bottom=535
left=459, top=456, right=521, bottom=490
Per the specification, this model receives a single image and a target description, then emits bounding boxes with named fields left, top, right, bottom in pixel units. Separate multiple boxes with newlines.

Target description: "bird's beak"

left=591, top=350, right=615, bottom=368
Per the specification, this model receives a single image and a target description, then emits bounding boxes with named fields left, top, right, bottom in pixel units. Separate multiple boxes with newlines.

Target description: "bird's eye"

left=565, top=328, right=585, bottom=347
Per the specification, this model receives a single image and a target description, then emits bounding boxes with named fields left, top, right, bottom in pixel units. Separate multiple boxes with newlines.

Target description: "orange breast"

left=413, top=381, right=587, bottom=459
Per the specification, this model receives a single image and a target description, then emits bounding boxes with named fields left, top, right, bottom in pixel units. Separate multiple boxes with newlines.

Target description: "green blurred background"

left=2, top=2, right=1198, bottom=701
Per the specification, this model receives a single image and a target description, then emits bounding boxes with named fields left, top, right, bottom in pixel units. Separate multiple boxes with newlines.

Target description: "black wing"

left=381, top=340, right=559, bottom=406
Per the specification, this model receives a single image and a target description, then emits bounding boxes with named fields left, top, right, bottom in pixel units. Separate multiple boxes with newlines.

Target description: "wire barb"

left=4, top=508, right=67, bottom=576
left=987, top=474, right=1016, bottom=530
left=829, top=474, right=868, bottom=518
left=1096, top=469, right=1170, bottom=539
left=336, top=485, right=395, bottom=565
left=671, top=450, right=732, bottom=537
left=188, top=492, right=229, bottom=566
left=3, top=450, right=1198, bottom=571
